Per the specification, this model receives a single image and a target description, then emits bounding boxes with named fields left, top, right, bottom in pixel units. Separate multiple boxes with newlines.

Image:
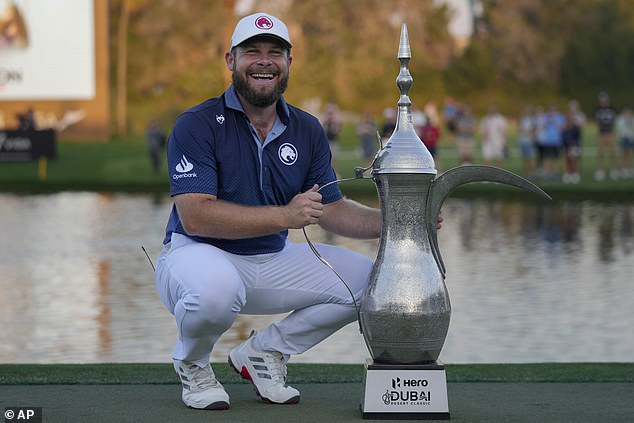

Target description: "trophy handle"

left=427, top=165, right=551, bottom=278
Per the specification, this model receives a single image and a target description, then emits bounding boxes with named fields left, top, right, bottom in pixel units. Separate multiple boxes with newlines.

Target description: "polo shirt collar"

left=224, top=85, right=290, bottom=125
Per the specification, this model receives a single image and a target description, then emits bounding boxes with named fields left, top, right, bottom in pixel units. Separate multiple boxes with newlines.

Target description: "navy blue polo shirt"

left=163, top=85, right=342, bottom=255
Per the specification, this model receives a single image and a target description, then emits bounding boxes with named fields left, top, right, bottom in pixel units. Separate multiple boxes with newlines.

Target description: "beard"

left=232, top=69, right=289, bottom=108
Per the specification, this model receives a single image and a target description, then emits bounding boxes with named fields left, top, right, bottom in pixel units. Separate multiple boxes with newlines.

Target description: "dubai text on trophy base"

left=361, top=360, right=449, bottom=420
left=357, top=24, right=550, bottom=420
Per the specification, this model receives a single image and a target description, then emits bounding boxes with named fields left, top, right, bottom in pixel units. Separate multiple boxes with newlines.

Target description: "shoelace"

left=262, top=351, right=288, bottom=384
left=182, top=362, right=220, bottom=390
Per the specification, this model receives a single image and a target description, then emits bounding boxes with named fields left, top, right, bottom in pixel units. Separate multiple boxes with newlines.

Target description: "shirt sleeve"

left=167, top=112, right=218, bottom=197
left=305, top=116, right=342, bottom=204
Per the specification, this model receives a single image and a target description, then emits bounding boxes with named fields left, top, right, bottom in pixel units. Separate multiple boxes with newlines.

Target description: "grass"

left=0, top=136, right=168, bottom=192
left=1, top=124, right=633, bottom=201
left=0, top=362, right=632, bottom=385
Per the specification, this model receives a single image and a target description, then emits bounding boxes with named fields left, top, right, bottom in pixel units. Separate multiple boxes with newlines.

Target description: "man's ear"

left=225, top=51, right=234, bottom=71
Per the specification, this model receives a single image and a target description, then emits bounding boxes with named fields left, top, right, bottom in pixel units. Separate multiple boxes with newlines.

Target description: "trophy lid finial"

left=372, top=23, right=436, bottom=175
left=396, top=23, right=412, bottom=103
left=398, top=23, right=411, bottom=60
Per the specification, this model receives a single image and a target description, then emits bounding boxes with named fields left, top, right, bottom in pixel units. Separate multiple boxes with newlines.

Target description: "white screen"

left=0, top=0, right=95, bottom=100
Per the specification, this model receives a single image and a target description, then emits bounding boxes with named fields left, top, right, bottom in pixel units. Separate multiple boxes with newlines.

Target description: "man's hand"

left=284, top=184, right=323, bottom=228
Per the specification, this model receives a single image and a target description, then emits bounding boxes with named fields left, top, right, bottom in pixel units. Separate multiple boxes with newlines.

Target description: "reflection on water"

left=441, top=199, right=633, bottom=363
left=0, top=193, right=632, bottom=364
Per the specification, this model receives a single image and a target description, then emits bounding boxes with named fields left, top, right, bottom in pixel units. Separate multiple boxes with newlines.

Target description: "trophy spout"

left=427, top=165, right=552, bottom=276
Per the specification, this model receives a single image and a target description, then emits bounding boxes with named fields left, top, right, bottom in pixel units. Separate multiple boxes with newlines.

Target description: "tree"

left=113, top=0, right=154, bottom=137
left=560, top=0, right=634, bottom=109
left=111, top=0, right=634, bottom=133
left=115, top=0, right=129, bottom=137
left=114, top=0, right=453, bottom=132
left=280, top=0, right=454, bottom=112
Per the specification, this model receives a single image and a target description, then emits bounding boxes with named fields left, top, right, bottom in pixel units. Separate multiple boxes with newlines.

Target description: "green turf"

left=1, top=363, right=632, bottom=385
left=1, top=126, right=633, bottom=201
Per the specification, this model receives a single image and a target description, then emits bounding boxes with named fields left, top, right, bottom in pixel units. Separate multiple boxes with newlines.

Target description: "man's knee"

left=177, top=286, right=243, bottom=335
left=195, top=273, right=246, bottom=315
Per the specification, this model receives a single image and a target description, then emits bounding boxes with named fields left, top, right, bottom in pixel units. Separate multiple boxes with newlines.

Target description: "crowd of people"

left=347, top=93, right=634, bottom=183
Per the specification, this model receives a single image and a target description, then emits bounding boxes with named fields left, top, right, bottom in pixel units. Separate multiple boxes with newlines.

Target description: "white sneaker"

left=228, top=330, right=300, bottom=404
left=173, top=360, right=230, bottom=410
left=595, top=169, right=605, bottom=181
left=610, top=169, right=620, bottom=180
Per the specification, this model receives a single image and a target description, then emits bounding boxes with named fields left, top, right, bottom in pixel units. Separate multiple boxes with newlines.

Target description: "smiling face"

left=226, top=37, right=292, bottom=108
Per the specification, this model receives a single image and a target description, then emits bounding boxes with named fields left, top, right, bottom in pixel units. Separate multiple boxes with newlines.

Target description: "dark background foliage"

left=109, top=0, right=634, bottom=133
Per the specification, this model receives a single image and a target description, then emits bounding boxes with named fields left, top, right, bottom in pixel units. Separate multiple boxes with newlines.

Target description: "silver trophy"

left=359, top=24, right=550, bottom=419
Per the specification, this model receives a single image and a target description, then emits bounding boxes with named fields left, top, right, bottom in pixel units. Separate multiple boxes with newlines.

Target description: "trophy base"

left=360, top=358, right=450, bottom=420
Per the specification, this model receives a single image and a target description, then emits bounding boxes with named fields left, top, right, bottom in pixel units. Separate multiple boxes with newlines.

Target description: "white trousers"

left=156, top=232, right=373, bottom=367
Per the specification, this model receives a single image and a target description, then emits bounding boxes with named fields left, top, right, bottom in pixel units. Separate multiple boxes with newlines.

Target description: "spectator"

left=443, top=96, right=458, bottom=135
left=419, top=113, right=441, bottom=169
left=146, top=117, right=166, bottom=175
left=424, top=101, right=440, bottom=131
left=16, top=107, right=36, bottom=130
left=411, top=105, right=426, bottom=138
left=534, top=105, right=546, bottom=171
left=479, top=105, right=508, bottom=166
left=357, top=109, right=378, bottom=167
left=615, top=106, right=634, bottom=179
left=380, top=107, right=397, bottom=144
left=568, top=99, right=587, bottom=130
left=455, top=104, right=476, bottom=165
left=539, top=105, right=565, bottom=180
left=593, top=92, right=619, bottom=181
left=562, top=111, right=582, bottom=183
left=517, top=105, right=537, bottom=176
left=320, top=100, right=342, bottom=173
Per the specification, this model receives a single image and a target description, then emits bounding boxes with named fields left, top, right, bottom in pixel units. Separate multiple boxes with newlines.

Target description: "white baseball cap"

left=230, top=12, right=292, bottom=49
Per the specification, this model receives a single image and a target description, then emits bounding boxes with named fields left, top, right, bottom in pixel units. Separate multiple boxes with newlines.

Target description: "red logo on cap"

left=255, top=16, right=274, bottom=30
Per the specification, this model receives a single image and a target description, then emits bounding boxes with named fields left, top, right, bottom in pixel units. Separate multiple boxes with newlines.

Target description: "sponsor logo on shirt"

left=278, top=143, right=298, bottom=165
left=173, top=155, right=197, bottom=180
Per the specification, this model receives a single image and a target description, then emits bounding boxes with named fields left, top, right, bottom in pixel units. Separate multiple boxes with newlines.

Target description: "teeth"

left=252, top=73, right=274, bottom=79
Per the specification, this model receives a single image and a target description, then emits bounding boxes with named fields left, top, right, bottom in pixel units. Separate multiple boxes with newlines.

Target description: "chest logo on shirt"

left=278, top=143, right=298, bottom=165
left=216, top=114, right=225, bottom=124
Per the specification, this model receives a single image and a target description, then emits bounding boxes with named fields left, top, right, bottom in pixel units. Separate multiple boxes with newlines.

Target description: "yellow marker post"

left=38, top=156, right=47, bottom=181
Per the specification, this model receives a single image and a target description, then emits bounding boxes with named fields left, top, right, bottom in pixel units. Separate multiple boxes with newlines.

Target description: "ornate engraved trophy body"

left=359, top=24, right=550, bottom=419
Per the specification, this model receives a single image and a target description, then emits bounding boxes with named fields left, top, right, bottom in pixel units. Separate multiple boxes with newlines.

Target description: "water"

left=0, top=192, right=632, bottom=364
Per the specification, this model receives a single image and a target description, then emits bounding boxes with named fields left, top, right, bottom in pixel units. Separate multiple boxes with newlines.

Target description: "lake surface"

left=0, top=192, right=632, bottom=364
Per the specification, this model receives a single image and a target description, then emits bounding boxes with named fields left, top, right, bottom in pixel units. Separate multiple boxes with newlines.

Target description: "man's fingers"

left=305, top=184, right=322, bottom=202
